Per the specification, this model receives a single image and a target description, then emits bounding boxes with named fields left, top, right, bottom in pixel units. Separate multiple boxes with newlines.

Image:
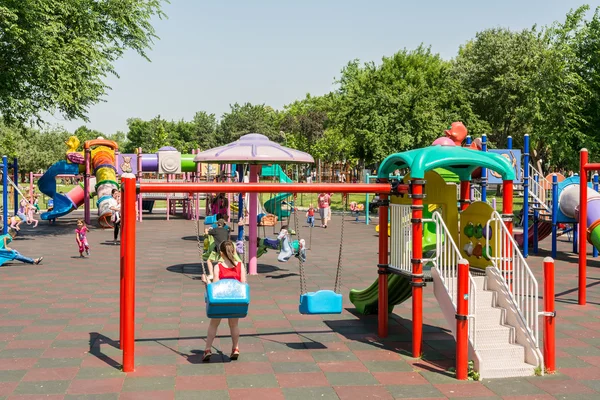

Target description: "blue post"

left=481, top=134, right=487, bottom=202
left=507, top=136, right=513, bottom=150
left=533, top=174, right=539, bottom=254
left=2, top=156, right=8, bottom=234
left=574, top=223, right=578, bottom=254
left=365, top=173, right=370, bottom=225
left=466, top=135, right=472, bottom=146
left=552, top=174, right=558, bottom=258
left=12, top=157, right=18, bottom=216
left=523, top=135, right=530, bottom=257
left=594, top=174, right=599, bottom=257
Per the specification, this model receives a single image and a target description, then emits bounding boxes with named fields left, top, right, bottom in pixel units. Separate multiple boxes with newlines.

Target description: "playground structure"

left=349, top=142, right=558, bottom=379
left=113, top=133, right=557, bottom=382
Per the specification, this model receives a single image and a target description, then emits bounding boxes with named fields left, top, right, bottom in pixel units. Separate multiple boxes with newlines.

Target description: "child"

left=25, top=196, right=38, bottom=228
left=109, top=189, right=121, bottom=244
left=8, top=215, right=23, bottom=231
left=203, top=219, right=230, bottom=281
left=202, top=240, right=247, bottom=362
left=1, top=229, right=43, bottom=264
left=47, top=198, right=56, bottom=225
left=306, top=204, right=315, bottom=228
left=75, top=220, right=90, bottom=257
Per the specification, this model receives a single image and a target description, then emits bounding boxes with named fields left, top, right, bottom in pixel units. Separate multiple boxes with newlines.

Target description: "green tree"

left=0, top=0, right=166, bottom=123
left=19, top=126, right=71, bottom=173
left=335, top=46, right=481, bottom=165
left=218, top=103, right=280, bottom=143
left=280, top=94, right=335, bottom=155
left=452, top=18, right=588, bottom=169
left=0, top=120, right=20, bottom=159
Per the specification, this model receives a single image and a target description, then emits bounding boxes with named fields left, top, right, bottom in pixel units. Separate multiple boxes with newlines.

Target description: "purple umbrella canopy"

left=193, top=133, right=314, bottom=164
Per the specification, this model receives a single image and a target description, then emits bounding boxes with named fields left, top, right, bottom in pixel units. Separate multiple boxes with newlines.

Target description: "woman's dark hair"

left=111, top=189, right=118, bottom=195
left=219, top=240, right=237, bottom=266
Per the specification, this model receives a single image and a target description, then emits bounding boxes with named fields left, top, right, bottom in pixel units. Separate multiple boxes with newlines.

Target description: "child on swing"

left=202, top=240, right=246, bottom=362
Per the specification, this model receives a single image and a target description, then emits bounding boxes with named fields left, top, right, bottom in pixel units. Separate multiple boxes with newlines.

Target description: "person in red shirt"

left=306, top=203, right=315, bottom=227
left=202, top=241, right=247, bottom=362
left=317, top=192, right=331, bottom=228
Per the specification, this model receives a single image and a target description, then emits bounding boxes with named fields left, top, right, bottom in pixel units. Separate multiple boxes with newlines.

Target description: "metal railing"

left=521, top=164, right=551, bottom=214
left=428, top=211, right=478, bottom=347
left=486, top=211, right=539, bottom=347
left=389, top=204, right=412, bottom=273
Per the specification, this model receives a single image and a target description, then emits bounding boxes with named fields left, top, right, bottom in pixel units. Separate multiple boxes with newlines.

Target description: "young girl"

left=203, top=240, right=247, bottom=362
left=306, top=204, right=315, bottom=228
left=75, top=220, right=90, bottom=257
left=25, top=196, right=38, bottom=228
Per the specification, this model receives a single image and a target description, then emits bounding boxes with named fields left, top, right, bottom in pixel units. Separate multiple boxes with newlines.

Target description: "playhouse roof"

left=193, top=133, right=314, bottom=164
left=377, top=146, right=516, bottom=181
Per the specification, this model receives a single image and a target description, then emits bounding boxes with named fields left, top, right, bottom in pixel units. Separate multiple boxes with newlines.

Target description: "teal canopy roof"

left=378, top=146, right=516, bottom=181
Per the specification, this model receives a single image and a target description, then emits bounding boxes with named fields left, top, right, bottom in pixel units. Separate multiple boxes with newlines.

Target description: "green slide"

left=349, top=213, right=437, bottom=315
left=262, top=164, right=293, bottom=219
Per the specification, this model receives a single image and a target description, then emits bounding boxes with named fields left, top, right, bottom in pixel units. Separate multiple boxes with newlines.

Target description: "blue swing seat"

left=299, top=290, right=343, bottom=315
left=205, top=279, right=250, bottom=318
left=204, top=215, right=217, bottom=225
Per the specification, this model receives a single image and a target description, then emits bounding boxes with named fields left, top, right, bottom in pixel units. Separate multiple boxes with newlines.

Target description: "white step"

left=479, top=362, right=536, bottom=379
left=473, top=325, right=515, bottom=349
left=478, top=343, right=526, bottom=364
left=474, top=306, right=505, bottom=327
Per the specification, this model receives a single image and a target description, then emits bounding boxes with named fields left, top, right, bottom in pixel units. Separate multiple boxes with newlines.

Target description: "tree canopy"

left=0, top=0, right=165, bottom=124
left=3, top=4, right=600, bottom=174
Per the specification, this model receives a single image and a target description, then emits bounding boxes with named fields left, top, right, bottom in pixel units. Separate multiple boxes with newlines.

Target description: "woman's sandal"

left=230, top=348, right=240, bottom=361
left=202, top=349, right=212, bottom=362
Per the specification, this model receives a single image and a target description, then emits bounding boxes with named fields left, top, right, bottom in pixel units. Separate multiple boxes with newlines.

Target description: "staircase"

left=517, top=163, right=551, bottom=216
left=430, top=212, right=542, bottom=379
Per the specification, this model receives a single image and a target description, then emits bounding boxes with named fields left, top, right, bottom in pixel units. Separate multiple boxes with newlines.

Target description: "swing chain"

left=194, top=217, right=208, bottom=278
left=293, top=193, right=307, bottom=295
left=334, top=193, right=347, bottom=294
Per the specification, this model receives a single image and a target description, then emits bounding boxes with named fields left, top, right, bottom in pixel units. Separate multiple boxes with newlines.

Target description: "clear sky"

left=54, top=0, right=597, bottom=135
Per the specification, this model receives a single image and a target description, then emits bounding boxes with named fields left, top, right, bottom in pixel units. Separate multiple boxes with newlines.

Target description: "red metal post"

left=459, top=181, right=470, bottom=211
left=502, top=180, right=514, bottom=288
left=543, top=257, right=556, bottom=373
left=456, top=259, right=469, bottom=380
left=122, top=174, right=137, bottom=372
left=377, top=181, right=389, bottom=338
left=411, top=179, right=424, bottom=357
left=119, top=185, right=126, bottom=349
left=579, top=149, right=588, bottom=305
left=138, top=182, right=397, bottom=195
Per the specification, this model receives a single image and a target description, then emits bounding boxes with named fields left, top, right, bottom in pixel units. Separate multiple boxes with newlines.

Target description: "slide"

left=349, top=274, right=412, bottom=314
left=38, top=161, right=82, bottom=220
left=555, top=176, right=600, bottom=249
left=515, top=221, right=552, bottom=247
left=262, top=165, right=293, bottom=219
left=91, top=145, right=118, bottom=222
left=350, top=232, right=437, bottom=315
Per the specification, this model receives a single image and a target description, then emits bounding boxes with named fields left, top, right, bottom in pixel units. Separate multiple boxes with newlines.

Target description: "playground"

left=0, top=212, right=597, bottom=399
left=1, top=130, right=600, bottom=399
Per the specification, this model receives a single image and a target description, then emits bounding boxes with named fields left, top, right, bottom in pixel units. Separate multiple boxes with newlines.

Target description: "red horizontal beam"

left=138, top=182, right=398, bottom=194
left=585, top=163, right=600, bottom=171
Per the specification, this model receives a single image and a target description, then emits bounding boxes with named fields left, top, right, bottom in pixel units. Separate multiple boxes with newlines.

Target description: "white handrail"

left=428, top=211, right=478, bottom=347
left=389, top=204, right=412, bottom=273
left=522, top=164, right=551, bottom=214
left=486, top=211, right=539, bottom=348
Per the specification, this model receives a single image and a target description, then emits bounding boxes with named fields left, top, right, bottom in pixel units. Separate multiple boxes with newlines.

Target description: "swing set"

left=118, top=176, right=399, bottom=372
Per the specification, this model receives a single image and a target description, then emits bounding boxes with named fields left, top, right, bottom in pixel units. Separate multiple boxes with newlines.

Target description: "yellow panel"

left=389, top=170, right=459, bottom=246
left=459, top=201, right=498, bottom=269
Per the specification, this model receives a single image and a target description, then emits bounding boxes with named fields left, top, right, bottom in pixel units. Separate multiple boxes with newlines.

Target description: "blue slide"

left=262, top=165, right=293, bottom=219
left=38, top=161, right=80, bottom=220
